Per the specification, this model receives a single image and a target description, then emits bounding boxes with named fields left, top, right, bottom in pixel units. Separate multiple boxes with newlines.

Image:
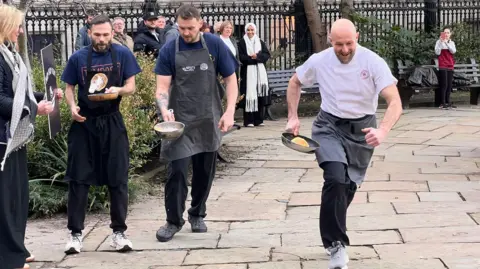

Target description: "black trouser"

left=0, top=147, right=29, bottom=269
left=436, top=69, right=454, bottom=106
left=243, top=97, right=266, bottom=127
left=67, top=181, right=128, bottom=235
left=319, top=161, right=358, bottom=248
left=165, top=152, right=217, bottom=227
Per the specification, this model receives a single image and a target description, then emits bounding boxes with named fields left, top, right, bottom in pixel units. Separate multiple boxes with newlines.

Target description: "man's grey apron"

left=160, top=34, right=223, bottom=161
left=312, top=110, right=376, bottom=185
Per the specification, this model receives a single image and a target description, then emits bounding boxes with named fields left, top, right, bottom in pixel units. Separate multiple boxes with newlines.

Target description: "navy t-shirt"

left=154, top=33, right=238, bottom=79
left=61, top=44, right=142, bottom=94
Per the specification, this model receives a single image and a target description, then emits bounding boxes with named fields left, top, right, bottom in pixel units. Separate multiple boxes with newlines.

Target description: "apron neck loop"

left=87, top=45, right=119, bottom=75
left=175, top=33, right=207, bottom=53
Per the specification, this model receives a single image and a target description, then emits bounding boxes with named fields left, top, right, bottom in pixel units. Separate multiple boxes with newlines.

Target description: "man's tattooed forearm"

left=156, top=93, right=169, bottom=109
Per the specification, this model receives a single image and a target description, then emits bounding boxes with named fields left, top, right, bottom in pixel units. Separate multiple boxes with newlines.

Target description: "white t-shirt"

left=295, top=45, right=397, bottom=119
left=220, top=35, right=236, bottom=57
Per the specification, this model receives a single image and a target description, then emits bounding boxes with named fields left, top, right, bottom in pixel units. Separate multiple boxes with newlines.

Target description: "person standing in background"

left=435, top=27, right=456, bottom=109
left=112, top=17, right=134, bottom=52
left=237, top=22, right=270, bottom=127
left=74, top=9, right=97, bottom=51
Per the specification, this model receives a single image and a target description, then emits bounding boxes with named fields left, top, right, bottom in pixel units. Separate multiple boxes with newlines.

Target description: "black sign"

left=40, top=44, right=61, bottom=139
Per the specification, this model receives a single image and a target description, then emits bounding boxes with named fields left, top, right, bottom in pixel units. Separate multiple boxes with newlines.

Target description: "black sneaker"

left=188, top=216, right=208, bottom=233
left=156, top=223, right=181, bottom=242
left=448, top=103, right=457, bottom=109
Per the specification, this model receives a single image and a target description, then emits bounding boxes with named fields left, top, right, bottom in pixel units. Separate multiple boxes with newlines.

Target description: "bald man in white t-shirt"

left=285, top=19, right=403, bottom=269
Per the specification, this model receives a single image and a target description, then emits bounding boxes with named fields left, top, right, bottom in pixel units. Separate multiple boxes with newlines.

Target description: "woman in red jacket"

left=435, top=28, right=457, bottom=109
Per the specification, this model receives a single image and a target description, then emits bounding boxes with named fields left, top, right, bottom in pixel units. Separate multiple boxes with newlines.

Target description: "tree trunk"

left=303, top=0, right=328, bottom=52
left=18, top=0, right=32, bottom=73
left=340, top=0, right=355, bottom=21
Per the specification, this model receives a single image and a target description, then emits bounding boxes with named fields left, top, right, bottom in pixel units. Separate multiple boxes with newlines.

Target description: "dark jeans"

left=165, top=152, right=217, bottom=227
left=319, top=161, right=358, bottom=248
left=67, top=181, right=128, bottom=234
left=436, top=69, right=454, bottom=106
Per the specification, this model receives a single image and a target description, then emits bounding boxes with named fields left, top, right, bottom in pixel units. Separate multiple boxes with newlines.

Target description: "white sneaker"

left=65, top=233, right=83, bottom=254
left=327, top=241, right=349, bottom=269
left=110, top=232, right=133, bottom=252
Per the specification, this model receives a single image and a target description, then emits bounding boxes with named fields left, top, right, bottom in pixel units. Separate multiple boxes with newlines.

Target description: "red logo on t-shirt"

left=360, top=69, right=369, bottom=79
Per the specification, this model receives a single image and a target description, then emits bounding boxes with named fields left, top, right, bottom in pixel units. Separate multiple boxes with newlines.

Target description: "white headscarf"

left=243, top=23, right=269, bottom=113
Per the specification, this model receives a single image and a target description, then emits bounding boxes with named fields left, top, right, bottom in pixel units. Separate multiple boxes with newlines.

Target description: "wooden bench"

left=264, top=69, right=319, bottom=120
left=267, top=69, right=319, bottom=97
left=396, top=58, right=480, bottom=108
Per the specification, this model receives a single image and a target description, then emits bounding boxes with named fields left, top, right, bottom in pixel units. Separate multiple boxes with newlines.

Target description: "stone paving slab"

left=392, top=201, right=480, bottom=214
left=429, top=180, right=480, bottom=191
left=25, top=217, right=99, bottom=262
left=400, top=226, right=480, bottom=243
left=270, top=246, right=378, bottom=261
left=288, top=191, right=367, bottom=206
left=24, top=108, right=480, bottom=268
left=417, top=191, right=463, bottom=201
left=281, top=230, right=402, bottom=246
left=374, top=243, right=480, bottom=259
left=302, top=259, right=446, bottom=269
left=285, top=203, right=396, bottom=219
left=58, top=251, right=188, bottom=268
left=389, top=173, right=468, bottom=181
left=461, top=191, right=480, bottom=202
left=183, top=248, right=270, bottom=265
left=442, top=258, right=480, bottom=269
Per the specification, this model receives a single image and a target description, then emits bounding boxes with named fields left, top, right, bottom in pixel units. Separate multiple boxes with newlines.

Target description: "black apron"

left=65, top=46, right=129, bottom=187
left=160, top=34, right=223, bottom=161
left=312, top=110, right=376, bottom=186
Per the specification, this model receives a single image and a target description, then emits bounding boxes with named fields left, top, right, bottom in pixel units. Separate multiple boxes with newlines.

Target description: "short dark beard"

left=92, top=40, right=111, bottom=53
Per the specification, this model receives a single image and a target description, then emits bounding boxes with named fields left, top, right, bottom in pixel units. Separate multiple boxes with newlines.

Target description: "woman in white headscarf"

left=237, top=22, right=270, bottom=127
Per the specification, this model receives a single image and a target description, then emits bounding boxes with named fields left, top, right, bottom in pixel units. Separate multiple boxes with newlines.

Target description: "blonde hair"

left=0, top=5, right=24, bottom=44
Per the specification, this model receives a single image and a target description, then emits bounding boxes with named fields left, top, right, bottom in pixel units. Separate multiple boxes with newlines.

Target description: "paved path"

left=27, top=107, right=480, bottom=269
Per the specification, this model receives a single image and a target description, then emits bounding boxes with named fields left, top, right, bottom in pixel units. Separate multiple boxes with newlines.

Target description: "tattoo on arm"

left=156, top=93, right=169, bottom=109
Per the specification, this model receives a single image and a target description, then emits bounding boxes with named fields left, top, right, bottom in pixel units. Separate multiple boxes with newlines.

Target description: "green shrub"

left=27, top=53, right=159, bottom=218
left=352, top=14, right=480, bottom=69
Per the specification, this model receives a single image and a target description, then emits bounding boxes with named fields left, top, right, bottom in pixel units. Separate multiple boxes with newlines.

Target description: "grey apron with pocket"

left=312, top=110, right=377, bottom=185
left=160, top=34, right=223, bottom=162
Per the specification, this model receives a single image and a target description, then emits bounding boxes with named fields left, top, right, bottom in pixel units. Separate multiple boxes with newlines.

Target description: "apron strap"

left=175, top=35, right=180, bottom=53
left=86, top=45, right=119, bottom=75
left=87, top=45, right=93, bottom=72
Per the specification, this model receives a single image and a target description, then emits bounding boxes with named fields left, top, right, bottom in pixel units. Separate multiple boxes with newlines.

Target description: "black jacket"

left=0, top=53, right=44, bottom=144
left=133, top=22, right=166, bottom=58
left=237, top=38, right=271, bottom=96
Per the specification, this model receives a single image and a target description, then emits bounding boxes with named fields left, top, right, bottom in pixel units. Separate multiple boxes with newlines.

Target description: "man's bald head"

left=330, top=18, right=357, bottom=39
left=329, top=18, right=359, bottom=64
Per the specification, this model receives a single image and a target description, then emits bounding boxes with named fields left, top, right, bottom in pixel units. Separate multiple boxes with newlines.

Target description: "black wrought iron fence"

left=24, top=0, right=480, bottom=70
left=25, top=1, right=296, bottom=70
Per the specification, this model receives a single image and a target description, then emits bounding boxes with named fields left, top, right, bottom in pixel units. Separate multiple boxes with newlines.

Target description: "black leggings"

left=436, top=69, right=454, bottom=106
left=319, top=161, right=357, bottom=248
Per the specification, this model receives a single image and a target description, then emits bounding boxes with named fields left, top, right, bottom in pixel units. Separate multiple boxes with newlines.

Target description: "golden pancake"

left=291, top=137, right=309, bottom=147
